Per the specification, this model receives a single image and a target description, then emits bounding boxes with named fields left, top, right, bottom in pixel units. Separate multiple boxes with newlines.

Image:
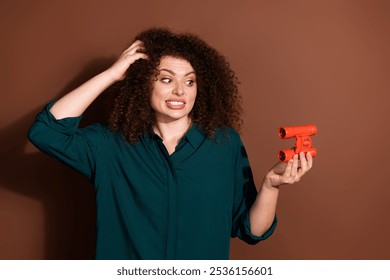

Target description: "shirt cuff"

left=35, top=100, right=83, bottom=135
left=243, top=214, right=277, bottom=244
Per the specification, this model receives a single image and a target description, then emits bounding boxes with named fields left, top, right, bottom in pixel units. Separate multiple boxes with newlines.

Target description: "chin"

left=158, top=112, right=191, bottom=122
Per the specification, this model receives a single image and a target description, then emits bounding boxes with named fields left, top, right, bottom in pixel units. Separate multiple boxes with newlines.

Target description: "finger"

left=124, top=40, right=143, bottom=51
left=121, top=48, right=148, bottom=62
left=127, top=52, right=148, bottom=62
left=299, top=152, right=308, bottom=173
left=284, top=159, right=294, bottom=178
left=123, top=45, right=144, bottom=56
left=306, top=151, right=313, bottom=169
left=123, top=41, right=145, bottom=55
left=291, top=154, right=299, bottom=177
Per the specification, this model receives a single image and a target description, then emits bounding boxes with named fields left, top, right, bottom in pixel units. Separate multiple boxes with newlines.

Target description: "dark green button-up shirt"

left=28, top=102, right=277, bottom=259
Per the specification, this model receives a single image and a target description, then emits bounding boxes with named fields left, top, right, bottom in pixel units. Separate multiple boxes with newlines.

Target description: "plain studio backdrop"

left=1, top=0, right=389, bottom=259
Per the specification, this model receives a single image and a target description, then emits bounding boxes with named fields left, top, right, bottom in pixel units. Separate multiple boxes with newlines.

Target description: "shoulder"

left=210, top=127, right=245, bottom=159
left=77, top=123, right=112, bottom=137
left=214, top=126, right=243, bottom=145
left=214, top=127, right=250, bottom=163
left=76, top=123, right=121, bottom=148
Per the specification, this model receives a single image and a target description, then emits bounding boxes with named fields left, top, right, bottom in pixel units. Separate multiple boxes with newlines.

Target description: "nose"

left=172, top=82, right=184, bottom=96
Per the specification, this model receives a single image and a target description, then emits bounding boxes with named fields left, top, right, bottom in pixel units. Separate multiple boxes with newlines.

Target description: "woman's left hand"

left=264, top=152, right=313, bottom=188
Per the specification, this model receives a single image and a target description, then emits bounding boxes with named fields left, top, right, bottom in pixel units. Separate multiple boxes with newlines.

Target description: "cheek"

left=150, top=85, right=165, bottom=104
left=150, top=93, right=160, bottom=111
left=190, top=88, right=197, bottom=104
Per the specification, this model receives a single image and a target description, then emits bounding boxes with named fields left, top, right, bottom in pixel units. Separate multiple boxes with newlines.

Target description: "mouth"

left=166, top=100, right=185, bottom=105
left=165, top=99, right=186, bottom=109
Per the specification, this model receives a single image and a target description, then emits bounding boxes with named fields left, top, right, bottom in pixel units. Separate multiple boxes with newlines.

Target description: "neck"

left=153, top=117, right=192, bottom=143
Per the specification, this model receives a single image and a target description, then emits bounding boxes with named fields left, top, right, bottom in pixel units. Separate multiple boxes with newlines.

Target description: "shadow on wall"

left=0, top=58, right=116, bottom=259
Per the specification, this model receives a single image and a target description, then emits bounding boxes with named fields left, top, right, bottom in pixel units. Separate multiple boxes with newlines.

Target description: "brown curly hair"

left=108, top=27, right=242, bottom=144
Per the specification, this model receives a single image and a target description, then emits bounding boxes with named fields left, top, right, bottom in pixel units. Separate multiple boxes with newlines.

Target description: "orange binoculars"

left=278, top=124, right=317, bottom=162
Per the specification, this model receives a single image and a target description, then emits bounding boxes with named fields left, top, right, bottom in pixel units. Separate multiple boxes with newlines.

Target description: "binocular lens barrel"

left=278, top=149, right=295, bottom=162
left=278, top=125, right=317, bottom=139
left=279, top=148, right=317, bottom=162
left=278, top=151, right=286, bottom=161
left=279, top=128, right=287, bottom=139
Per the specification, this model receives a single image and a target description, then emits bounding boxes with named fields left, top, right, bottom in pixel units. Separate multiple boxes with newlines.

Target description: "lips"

left=165, top=99, right=186, bottom=109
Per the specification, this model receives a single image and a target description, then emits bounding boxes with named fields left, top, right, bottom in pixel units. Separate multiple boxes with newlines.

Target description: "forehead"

left=158, top=56, right=195, bottom=74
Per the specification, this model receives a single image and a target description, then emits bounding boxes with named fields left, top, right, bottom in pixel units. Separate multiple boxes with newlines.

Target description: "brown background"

left=1, top=0, right=389, bottom=259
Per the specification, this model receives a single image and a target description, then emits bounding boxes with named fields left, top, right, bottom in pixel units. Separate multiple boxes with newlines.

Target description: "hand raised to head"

left=106, top=40, right=148, bottom=82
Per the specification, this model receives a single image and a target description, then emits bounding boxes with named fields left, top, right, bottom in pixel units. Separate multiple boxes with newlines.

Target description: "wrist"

left=262, top=175, right=280, bottom=191
left=102, top=68, right=123, bottom=84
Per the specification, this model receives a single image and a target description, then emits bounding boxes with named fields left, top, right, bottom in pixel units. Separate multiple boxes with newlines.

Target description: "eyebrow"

left=159, top=68, right=196, bottom=76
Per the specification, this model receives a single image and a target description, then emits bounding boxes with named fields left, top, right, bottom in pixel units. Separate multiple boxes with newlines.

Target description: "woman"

left=28, top=28, right=313, bottom=259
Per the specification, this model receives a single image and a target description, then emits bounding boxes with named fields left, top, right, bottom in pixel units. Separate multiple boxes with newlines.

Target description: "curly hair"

left=108, top=27, right=243, bottom=144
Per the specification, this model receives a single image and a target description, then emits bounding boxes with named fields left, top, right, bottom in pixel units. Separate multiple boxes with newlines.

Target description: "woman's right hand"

left=263, top=152, right=313, bottom=188
left=106, top=40, right=148, bottom=82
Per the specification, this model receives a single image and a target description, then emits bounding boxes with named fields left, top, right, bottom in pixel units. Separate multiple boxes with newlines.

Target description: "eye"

left=186, top=79, right=196, bottom=86
left=160, top=77, right=172, bottom=83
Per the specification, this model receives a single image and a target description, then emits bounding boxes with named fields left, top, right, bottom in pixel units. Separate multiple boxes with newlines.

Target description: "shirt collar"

left=143, top=124, right=206, bottom=149
left=183, top=124, right=206, bottom=149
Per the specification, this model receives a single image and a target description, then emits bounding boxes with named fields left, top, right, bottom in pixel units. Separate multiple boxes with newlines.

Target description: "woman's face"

left=150, top=56, right=197, bottom=124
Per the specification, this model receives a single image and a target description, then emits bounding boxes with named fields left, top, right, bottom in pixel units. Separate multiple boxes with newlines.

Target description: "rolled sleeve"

left=28, top=101, right=108, bottom=179
left=34, top=100, right=83, bottom=135
left=238, top=214, right=278, bottom=245
left=230, top=131, right=277, bottom=245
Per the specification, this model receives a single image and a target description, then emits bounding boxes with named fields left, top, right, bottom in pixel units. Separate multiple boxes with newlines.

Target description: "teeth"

left=167, top=101, right=184, bottom=105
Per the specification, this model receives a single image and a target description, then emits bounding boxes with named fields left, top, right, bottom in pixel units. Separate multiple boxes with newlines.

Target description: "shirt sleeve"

left=230, top=132, right=277, bottom=245
left=27, top=101, right=110, bottom=180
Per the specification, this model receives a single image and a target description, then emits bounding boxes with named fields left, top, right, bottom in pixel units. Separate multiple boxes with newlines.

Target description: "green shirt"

left=28, top=102, right=277, bottom=259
